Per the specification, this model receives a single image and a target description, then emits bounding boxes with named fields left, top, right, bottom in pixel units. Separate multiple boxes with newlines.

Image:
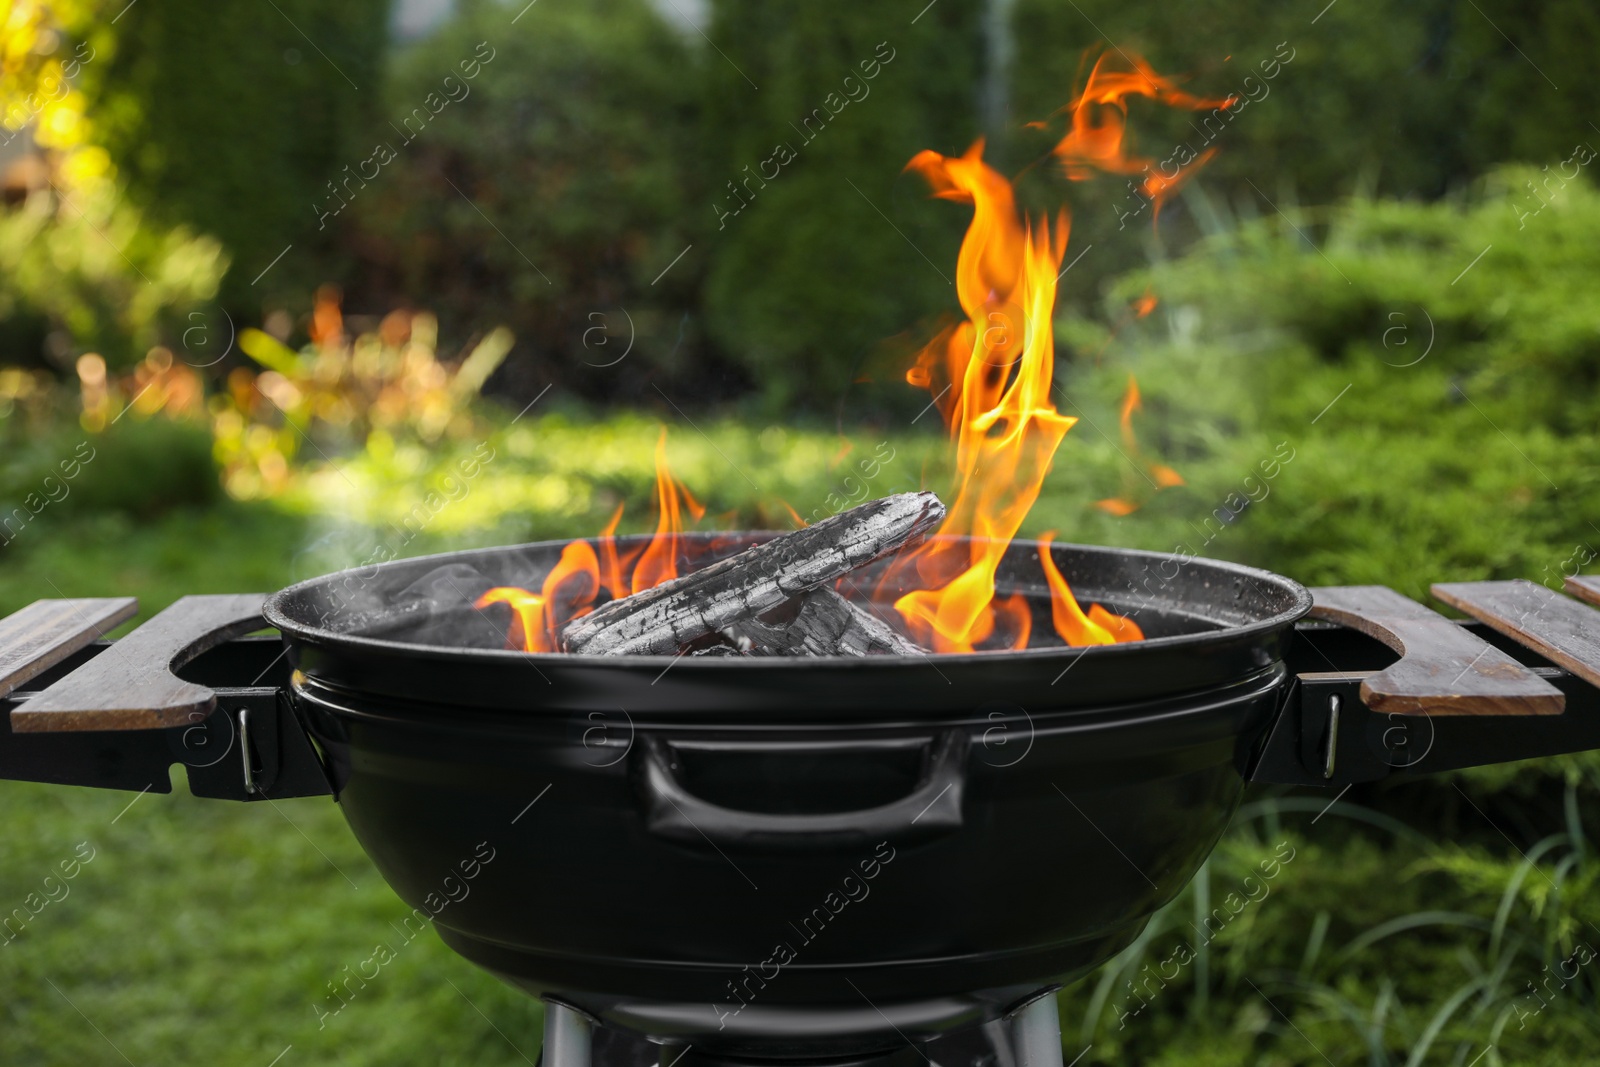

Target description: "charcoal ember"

left=726, top=587, right=926, bottom=656
left=681, top=630, right=743, bottom=656
left=690, top=644, right=748, bottom=657
left=560, top=492, right=944, bottom=656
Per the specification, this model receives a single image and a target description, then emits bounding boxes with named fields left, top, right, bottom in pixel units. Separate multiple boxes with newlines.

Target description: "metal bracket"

left=0, top=648, right=333, bottom=801
left=1249, top=668, right=1600, bottom=789
left=181, top=690, right=334, bottom=801
left=1251, top=673, right=1364, bottom=787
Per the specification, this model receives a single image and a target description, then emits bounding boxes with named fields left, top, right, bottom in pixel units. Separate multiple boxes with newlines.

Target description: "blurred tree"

left=1, top=0, right=106, bottom=184
left=79, top=0, right=389, bottom=306
left=1004, top=0, right=1600, bottom=317
left=1455, top=0, right=1600, bottom=167
left=1007, top=0, right=1598, bottom=205
left=0, top=1, right=225, bottom=369
left=700, top=0, right=986, bottom=413
left=0, top=181, right=227, bottom=367
left=347, top=0, right=706, bottom=406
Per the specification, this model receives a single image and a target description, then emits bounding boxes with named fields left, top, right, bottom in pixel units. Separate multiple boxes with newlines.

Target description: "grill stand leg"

left=544, top=998, right=596, bottom=1067
left=1007, top=990, right=1063, bottom=1067
left=549, top=992, right=1059, bottom=1067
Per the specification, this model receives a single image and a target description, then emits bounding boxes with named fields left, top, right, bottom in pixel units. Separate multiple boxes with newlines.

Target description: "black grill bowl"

left=265, top=535, right=1309, bottom=1054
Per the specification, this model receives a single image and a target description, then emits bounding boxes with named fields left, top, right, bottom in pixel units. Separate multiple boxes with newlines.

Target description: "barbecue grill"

left=4, top=535, right=1599, bottom=1067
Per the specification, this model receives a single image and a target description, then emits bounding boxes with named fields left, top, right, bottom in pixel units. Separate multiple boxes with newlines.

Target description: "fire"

left=475, top=49, right=1225, bottom=656
left=597, top=503, right=630, bottom=600
left=891, top=49, right=1223, bottom=650
left=1039, top=534, right=1144, bottom=644
left=476, top=430, right=700, bottom=649
left=1096, top=375, right=1185, bottom=515
left=993, top=593, right=1033, bottom=650
left=631, top=429, right=706, bottom=594
left=890, top=142, right=1082, bottom=653
left=1045, top=49, right=1234, bottom=220
left=475, top=540, right=599, bottom=651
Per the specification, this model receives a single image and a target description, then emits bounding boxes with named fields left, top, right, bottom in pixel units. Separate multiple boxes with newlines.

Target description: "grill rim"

left=262, top=533, right=1313, bottom=670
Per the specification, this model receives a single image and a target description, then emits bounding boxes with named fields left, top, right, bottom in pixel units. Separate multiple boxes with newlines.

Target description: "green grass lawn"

left=0, top=779, right=543, bottom=1065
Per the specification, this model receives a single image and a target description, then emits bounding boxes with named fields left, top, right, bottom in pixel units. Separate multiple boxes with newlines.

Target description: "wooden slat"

left=1433, top=580, right=1600, bottom=692
left=0, top=598, right=138, bottom=699
left=1309, top=585, right=1563, bottom=716
left=1564, top=574, right=1600, bottom=608
left=10, top=595, right=267, bottom=733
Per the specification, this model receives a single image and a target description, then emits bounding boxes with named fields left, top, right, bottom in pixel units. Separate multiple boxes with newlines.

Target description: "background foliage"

left=696, top=0, right=985, bottom=412
left=1060, top=165, right=1600, bottom=600
left=81, top=0, right=390, bottom=305
left=347, top=0, right=707, bottom=405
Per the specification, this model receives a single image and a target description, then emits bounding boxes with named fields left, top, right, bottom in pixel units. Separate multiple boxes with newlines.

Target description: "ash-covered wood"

left=690, top=644, right=747, bottom=657
left=561, top=492, right=944, bottom=656
left=726, top=586, right=927, bottom=657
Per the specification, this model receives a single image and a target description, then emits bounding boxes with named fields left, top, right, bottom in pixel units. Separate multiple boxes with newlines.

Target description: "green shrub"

left=1064, top=163, right=1600, bottom=599
left=1120, top=164, right=1600, bottom=434
left=699, top=0, right=985, bottom=413
left=67, top=417, right=222, bottom=516
left=348, top=0, right=705, bottom=404
left=0, top=417, right=220, bottom=529
left=82, top=0, right=390, bottom=304
left=0, top=183, right=226, bottom=368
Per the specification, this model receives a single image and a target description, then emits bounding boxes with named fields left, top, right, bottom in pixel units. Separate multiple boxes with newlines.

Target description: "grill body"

left=268, top=536, right=1311, bottom=1052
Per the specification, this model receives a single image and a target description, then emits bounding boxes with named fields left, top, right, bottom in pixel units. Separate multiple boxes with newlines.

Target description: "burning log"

left=561, top=492, right=944, bottom=656
left=725, top=586, right=927, bottom=657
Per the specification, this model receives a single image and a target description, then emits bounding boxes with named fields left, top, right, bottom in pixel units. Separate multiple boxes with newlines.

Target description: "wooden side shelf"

left=0, top=598, right=138, bottom=700
left=1309, top=585, right=1564, bottom=716
left=1433, top=580, right=1600, bottom=693
left=10, top=595, right=268, bottom=733
left=1563, top=575, right=1600, bottom=608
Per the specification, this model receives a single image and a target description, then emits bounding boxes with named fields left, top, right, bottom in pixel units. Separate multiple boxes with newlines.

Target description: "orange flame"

left=1038, top=534, right=1144, bottom=644
left=475, top=541, right=600, bottom=651
left=475, top=586, right=547, bottom=651
left=890, top=142, right=1080, bottom=653
left=1151, top=464, right=1185, bottom=488
left=1118, top=374, right=1142, bottom=449
left=1046, top=50, right=1234, bottom=219
left=893, top=49, right=1219, bottom=649
left=597, top=502, right=632, bottom=601
left=993, top=593, right=1033, bottom=651
left=1093, top=497, right=1139, bottom=517
left=632, top=429, right=706, bottom=594
left=1096, top=375, right=1185, bottom=515
left=480, top=429, right=707, bottom=647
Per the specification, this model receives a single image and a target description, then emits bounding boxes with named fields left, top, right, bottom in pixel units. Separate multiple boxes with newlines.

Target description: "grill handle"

left=637, top=729, right=967, bottom=851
